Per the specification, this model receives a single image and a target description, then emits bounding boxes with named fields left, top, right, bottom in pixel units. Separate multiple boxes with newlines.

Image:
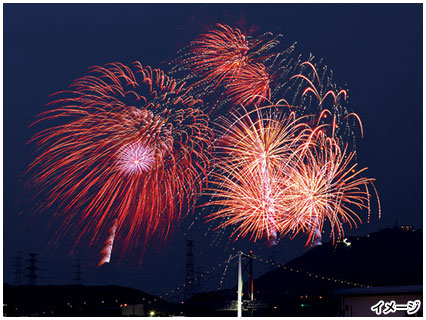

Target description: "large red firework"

left=27, top=62, right=213, bottom=264
left=189, top=24, right=279, bottom=107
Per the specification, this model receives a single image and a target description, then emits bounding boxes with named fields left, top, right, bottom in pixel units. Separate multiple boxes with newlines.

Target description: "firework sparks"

left=280, top=129, right=381, bottom=245
left=27, top=62, right=213, bottom=264
left=190, top=24, right=250, bottom=86
left=117, top=143, right=155, bottom=175
left=205, top=106, right=310, bottom=243
left=225, top=63, right=271, bottom=107
left=183, top=24, right=282, bottom=109
left=204, top=106, right=379, bottom=246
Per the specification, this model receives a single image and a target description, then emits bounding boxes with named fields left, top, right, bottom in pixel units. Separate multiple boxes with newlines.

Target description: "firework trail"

left=27, top=62, right=213, bottom=264
left=98, top=220, right=118, bottom=266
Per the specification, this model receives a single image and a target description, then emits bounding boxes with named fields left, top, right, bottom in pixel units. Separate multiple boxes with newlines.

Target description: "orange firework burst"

left=205, top=106, right=310, bottom=243
left=280, top=126, right=381, bottom=245
left=27, top=62, right=213, bottom=264
left=204, top=105, right=380, bottom=246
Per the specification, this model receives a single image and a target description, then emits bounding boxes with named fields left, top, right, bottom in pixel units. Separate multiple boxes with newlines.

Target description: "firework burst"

left=172, top=24, right=284, bottom=111
left=205, top=106, right=310, bottom=243
left=204, top=105, right=379, bottom=246
left=190, top=24, right=251, bottom=86
left=280, top=127, right=381, bottom=245
left=27, top=62, right=213, bottom=263
left=117, top=143, right=155, bottom=175
left=225, top=63, right=271, bottom=107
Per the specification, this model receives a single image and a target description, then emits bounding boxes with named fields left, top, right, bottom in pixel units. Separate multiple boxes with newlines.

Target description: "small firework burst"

left=117, top=143, right=155, bottom=175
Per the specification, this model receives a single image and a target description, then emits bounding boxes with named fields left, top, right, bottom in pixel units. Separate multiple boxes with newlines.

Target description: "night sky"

left=3, top=4, right=422, bottom=298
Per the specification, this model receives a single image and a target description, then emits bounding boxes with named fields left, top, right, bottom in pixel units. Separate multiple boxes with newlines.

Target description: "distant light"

left=149, top=311, right=155, bottom=317
left=342, top=238, right=351, bottom=247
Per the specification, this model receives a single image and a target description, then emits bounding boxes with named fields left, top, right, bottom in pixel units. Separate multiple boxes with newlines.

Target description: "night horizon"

left=3, top=3, right=423, bottom=317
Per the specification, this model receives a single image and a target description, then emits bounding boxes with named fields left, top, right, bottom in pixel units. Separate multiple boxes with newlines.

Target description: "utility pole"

left=184, top=240, right=195, bottom=301
left=237, top=252, right=243, bottom=317
left=13, top=252, right=22, bottom=285
left=25, top=253, right=40, bottom=286
left=73, top=259, right=83, bottom=284
left=237, top=252, right=256, bottom=317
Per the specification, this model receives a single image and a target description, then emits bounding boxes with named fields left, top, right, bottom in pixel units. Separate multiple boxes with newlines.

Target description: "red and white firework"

left=27, top=62, right=213, bottom=264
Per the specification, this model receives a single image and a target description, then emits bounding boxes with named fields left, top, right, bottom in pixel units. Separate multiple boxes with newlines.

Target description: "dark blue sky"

left=3, top=4, right=422, bottom=298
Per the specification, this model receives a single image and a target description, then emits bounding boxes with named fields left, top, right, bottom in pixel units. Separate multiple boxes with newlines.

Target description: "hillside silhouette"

left=187, top=227, right=422, bottom=316
left=4, top=227, right=422, bottom=316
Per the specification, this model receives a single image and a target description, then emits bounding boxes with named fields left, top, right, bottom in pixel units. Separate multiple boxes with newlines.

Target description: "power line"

left=161, top=255, right=234, bottom=300
left=249, top=253, right=371, bottom=288
left=162, top=251, right=371, bottom=301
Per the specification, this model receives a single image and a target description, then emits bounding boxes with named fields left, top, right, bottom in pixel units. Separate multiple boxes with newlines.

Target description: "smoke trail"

left=98, top=220, right=118, bottom=266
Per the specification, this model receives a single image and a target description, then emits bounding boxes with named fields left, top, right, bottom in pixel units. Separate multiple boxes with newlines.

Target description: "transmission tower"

left=73, top=259, right=83, bottom=284
left=13, top=252, right=23, bottom=285
left=184, top=240, right=195, bottom=301
left=25, top=253, right=40, bottom=286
